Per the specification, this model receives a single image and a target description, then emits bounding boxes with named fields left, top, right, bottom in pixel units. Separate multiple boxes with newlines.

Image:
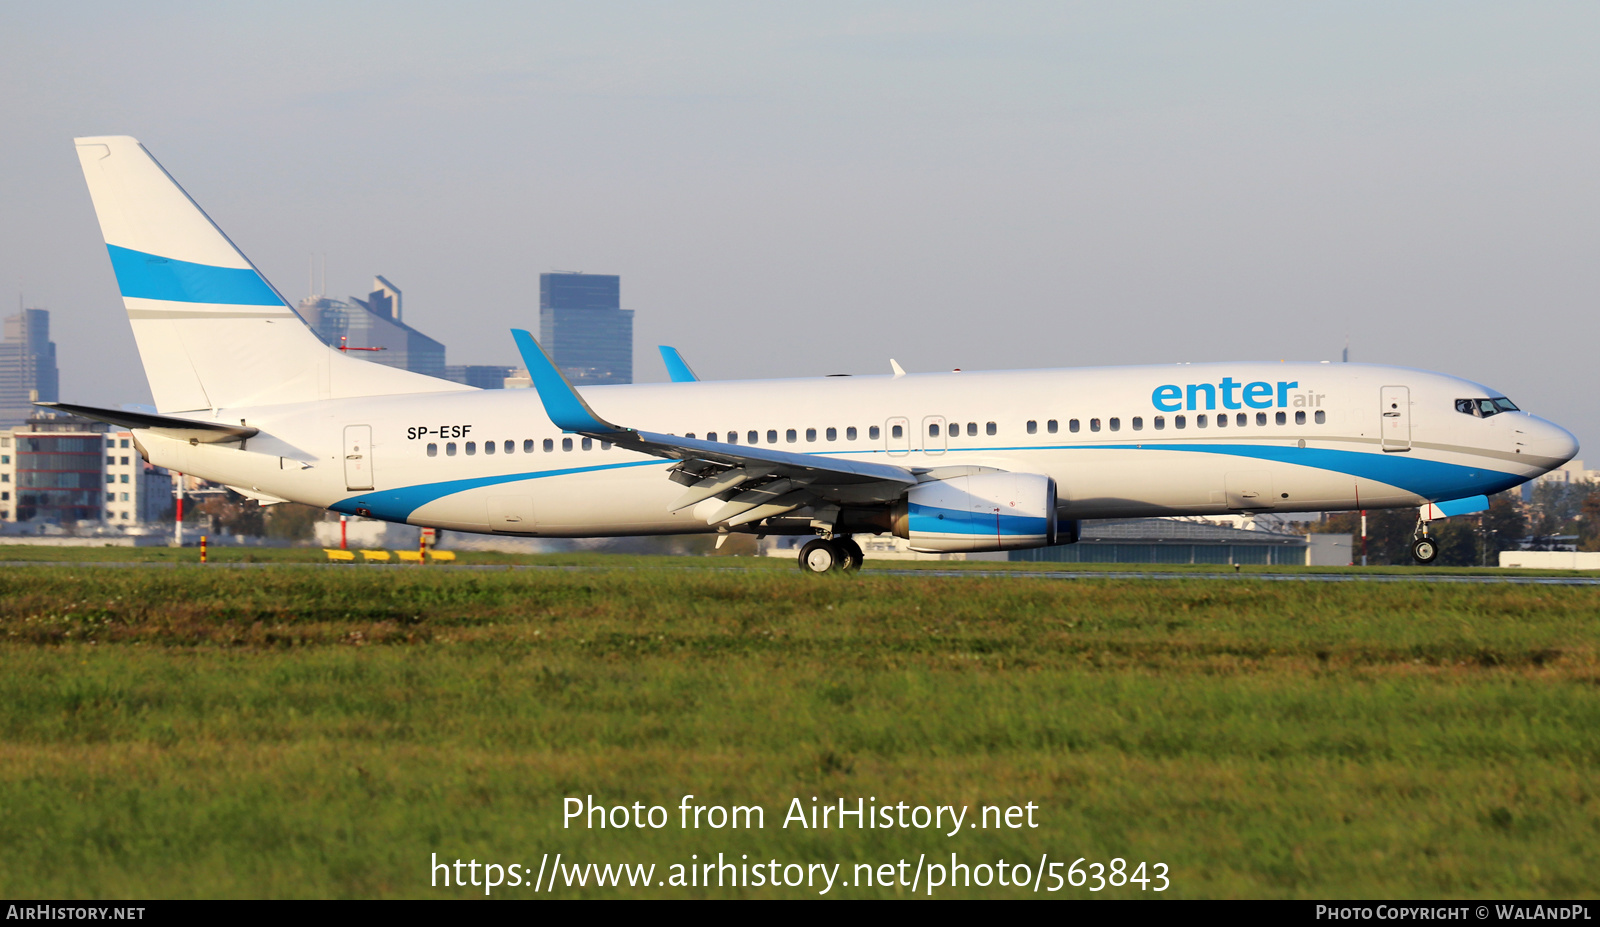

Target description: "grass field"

left=1, top=559, right=1597, bottom=898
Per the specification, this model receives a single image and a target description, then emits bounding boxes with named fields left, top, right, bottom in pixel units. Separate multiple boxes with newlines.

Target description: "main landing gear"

left=798, top=536, right=864, bottom=574
left=1411, top=517, right=1439, bottom=564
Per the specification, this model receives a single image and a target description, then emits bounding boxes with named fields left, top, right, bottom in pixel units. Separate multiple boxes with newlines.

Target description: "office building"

left=443, top=365, right=516, bottom=390
left=0, top=412, right=170, bottom=527
left=0, top=308, right=60, bottom=428
left=539, top=272, right=633, bottom=385
left=298, top=276, right=446, bottom=379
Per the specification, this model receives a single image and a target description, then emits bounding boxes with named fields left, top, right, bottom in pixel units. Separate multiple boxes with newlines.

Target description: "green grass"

left=0, top=563, right=1597, bottom=898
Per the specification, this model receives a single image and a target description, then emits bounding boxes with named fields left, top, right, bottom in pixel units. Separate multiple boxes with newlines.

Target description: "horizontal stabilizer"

left=35, top=401, right=257, bottom=443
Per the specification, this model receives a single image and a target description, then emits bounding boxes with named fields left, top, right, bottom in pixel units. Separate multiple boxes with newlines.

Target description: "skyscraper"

left=298, top=276, right=446, bottom=379
left=540, top=272, right=633, bottom=385
left=0, top=308, right=59, bottom=428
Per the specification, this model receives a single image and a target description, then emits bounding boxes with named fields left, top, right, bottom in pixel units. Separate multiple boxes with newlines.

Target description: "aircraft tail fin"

left=73, top=136, right=467, bottom=412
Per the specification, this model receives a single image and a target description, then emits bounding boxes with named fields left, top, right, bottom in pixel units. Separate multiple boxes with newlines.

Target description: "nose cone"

left=1525, top=416, right=1579, bottom=468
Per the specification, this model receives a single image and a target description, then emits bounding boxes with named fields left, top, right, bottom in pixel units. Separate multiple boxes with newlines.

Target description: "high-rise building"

left=0, top=308, right=60, bottom=427
left=298, top=276, right=446, bottom=379
left=443, top=365, right=517, bottom=390
left=540, top=272, right=633, bottom=385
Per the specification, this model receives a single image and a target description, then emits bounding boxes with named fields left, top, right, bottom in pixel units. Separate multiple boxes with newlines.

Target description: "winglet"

left=658, top=345, right=700, bottom=383
left=890, top=359, right=906, bottom=378
left=510, top=329, right=627, bottom=434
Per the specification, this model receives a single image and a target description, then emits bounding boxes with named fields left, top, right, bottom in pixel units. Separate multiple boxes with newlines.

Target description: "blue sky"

left=2, top=2, right=1597, bottom=448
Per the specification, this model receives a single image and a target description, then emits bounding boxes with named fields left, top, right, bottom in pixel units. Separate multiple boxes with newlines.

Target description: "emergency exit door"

left=1380, top=386, right=1411, bottom=452
left=344, top=425, right=374, bottom=490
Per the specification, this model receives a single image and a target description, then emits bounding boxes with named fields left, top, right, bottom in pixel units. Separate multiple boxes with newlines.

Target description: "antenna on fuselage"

left=1342, top=336, right=1349, bottom=363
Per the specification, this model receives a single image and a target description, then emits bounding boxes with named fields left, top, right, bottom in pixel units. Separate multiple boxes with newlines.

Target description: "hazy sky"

left=3, top=3, right=1597, bottom=448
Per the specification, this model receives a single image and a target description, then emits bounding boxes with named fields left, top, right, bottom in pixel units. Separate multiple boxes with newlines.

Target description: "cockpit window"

left=1456, top=397, right=1520, bottom=418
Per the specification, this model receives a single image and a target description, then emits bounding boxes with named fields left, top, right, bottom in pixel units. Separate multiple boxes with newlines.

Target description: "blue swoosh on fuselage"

left=330, top=442, right=1520, bottom=524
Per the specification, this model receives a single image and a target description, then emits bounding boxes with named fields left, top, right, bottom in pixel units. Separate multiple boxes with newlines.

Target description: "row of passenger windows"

left=423, top=410, right=1329, bottom=458
left=1015, top=410, right=1325, bottom=434
left=427, top=438, right=614, bottom=457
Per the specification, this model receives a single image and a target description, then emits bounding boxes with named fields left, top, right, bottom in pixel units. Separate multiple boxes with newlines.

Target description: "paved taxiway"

left=2, top=561, right=1597, bottom=585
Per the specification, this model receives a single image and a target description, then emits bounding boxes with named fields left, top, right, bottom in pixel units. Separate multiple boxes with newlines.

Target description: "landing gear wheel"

left=799, top=538, right=841, bottom=574
left=1411, top=537, right=1438, bottom=564
left=836, top=537, right=864, bottom=572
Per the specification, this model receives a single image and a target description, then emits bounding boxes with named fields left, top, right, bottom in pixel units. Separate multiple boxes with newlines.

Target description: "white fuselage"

left=132, top=361, right=1577, bottom=537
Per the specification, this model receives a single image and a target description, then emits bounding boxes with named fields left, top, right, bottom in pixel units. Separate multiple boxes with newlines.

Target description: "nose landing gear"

left=797, top=536, right=865, bottom=573
left=1411, top=515, right=1439, bottom=564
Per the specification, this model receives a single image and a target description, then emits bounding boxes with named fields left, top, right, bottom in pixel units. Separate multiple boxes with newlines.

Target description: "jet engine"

left=890, top=472, right=1058, bottom=553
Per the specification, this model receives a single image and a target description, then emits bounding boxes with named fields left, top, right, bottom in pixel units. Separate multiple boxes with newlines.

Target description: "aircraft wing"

left=513, top=329, right=916, bottom=526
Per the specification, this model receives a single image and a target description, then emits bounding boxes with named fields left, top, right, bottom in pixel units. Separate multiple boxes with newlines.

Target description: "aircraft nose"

left=1523, top=417, right=1579, bottom=468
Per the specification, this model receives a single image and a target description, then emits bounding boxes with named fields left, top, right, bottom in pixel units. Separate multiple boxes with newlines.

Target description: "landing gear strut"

left=797, top=536, right=864, bottom=574
left=1411, top=518, right=1439, bottom=564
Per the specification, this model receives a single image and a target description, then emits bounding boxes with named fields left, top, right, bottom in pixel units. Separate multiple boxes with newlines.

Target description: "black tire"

left=798, top=538, right=840, bottom=574
left=836, top=537, right=864, bottom=572
left=1411, top=537, right=1438, bottom=564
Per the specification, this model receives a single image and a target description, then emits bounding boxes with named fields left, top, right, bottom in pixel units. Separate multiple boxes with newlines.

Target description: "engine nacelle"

left=891, top=472, right=1057, bottom=553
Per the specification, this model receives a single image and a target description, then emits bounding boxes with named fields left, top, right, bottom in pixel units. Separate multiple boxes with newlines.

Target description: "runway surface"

left=2, top=560, right=1598, bottom=585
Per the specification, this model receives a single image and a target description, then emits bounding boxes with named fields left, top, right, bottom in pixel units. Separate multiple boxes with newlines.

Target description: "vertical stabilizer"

left=74, top=136, right=468, bottom=412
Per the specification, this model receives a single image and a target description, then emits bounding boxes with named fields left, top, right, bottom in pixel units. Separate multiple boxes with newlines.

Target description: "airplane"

left=54, top=136, right=1579, bottom=573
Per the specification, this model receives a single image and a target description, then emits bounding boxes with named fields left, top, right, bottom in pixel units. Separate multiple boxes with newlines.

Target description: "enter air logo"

left=1151, top=378, right=1309, bottom=412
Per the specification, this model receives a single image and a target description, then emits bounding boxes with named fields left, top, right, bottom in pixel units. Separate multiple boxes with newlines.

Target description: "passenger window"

left=1275, top=411, right=1286, bottom=425
left=1069, top=419, right=1080, bottom=433
left=727, top=432, right=738, bottom=444
left=787, top=429, right=797, bottom=443
left=446, top=442, right=458, bottom=456
left=806, top=428, right=817, bottom=442
left=1175, top=415, right=1186, bottom=429
left=869, top=426, right=880, bottom=440
left=582, top=438, right=593, bottom=450
left=847, top=427, right=858, bottom=441
left=485, top=440, right=496, bottom=455
left=1154, top=416, right=1165, bottom=430
left=826, top=427, right=837, bottom=441
left=601, top=441, right=612, bottom=450
left=543, top=438, right=554, bottom=452
left=1197, top=415, right=1208, bottom=428
left=1236, top=413, right=1247, bottom=427
left=686, top=433, right=696, bottom=440
left=767, top=430, right=778, bottom=444
left=427, top=443, right=438, bottom=457
left=1216, top=413, right=1227, bottom=428
left=1256, top=413, right=1266, bottom=426
left=524, top=439, right=535, bottom=453
left=929, top=423, right=940, bottom=437
left=747, top=430, right=758, bottom=444
left=891, top=424, right=903, bottom=439
left=562, top=438, right=574, bottom=451
left=987, top=422, right=997, bottom=436
left=1027, top=420, right=1037, bottom=435
left=1132, top=417, right=1143, bottom=431
left=465, top=441, right=477, bottom=455
left=967, top=422, right=977, bottom=437
left=1090, top=418, right=1101, bottom=432
left=1047, top=419, right=1058, bottom=434
left=1315, top=410, right=1326, bottom=424
left=1295, top=411, right=1306, bottom=425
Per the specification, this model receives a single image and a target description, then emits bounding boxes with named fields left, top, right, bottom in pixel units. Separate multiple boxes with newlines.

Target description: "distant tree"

left=195, top=490, right=263, bottom=536
left=1527, top=479, right=1592, bottom=540
left=1483, top=491, right=1526, bottom=555
left=1579, top=491, right=1600, bottom=552
left=264, top=503, right=319, bottom=541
